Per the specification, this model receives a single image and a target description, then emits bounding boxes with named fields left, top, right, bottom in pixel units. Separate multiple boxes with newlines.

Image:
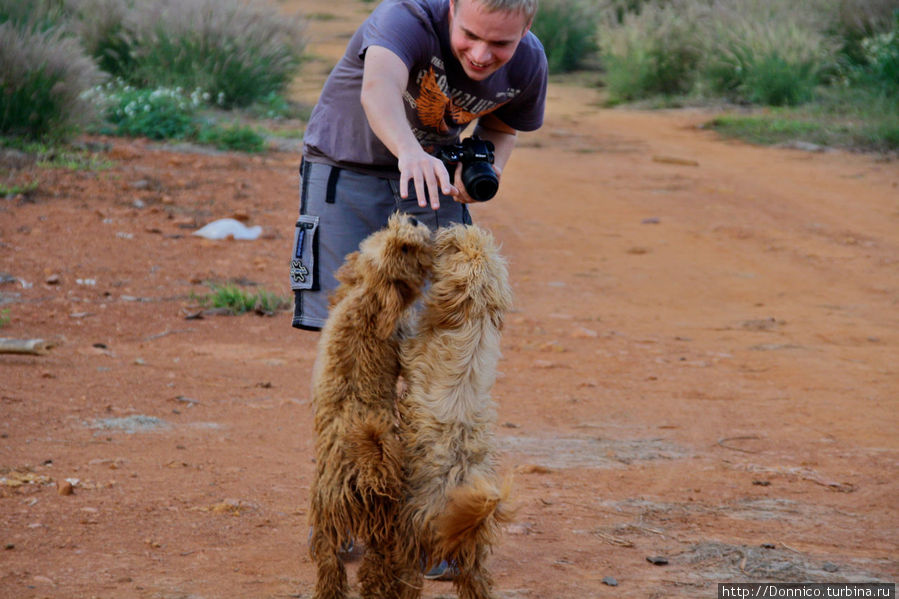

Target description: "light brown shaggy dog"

left=308, top=213, right=433, bottom=599
left=394, top=223, right=514, bottom=599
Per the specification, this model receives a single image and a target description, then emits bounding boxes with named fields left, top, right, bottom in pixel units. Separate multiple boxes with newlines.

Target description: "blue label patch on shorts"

left=290, top=215, right=319, bottom=290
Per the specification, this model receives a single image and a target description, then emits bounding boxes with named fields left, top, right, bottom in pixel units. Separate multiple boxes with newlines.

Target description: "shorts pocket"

left=289, top=214, right=320, bottom=291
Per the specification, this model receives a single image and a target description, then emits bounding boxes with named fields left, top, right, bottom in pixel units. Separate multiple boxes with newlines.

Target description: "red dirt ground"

left=1, top=1, right=897, bottom=597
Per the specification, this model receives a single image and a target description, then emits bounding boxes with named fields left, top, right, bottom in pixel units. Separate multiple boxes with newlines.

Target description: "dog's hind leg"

left=309, top=522, right=349, bottom=599
left=357, top=538, right=402, bottom=599
left=453, top=546, right=494, bottom=599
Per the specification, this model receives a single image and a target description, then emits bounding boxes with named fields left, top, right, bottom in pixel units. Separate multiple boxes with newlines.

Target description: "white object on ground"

left=192, top=218, right=262, bottom=240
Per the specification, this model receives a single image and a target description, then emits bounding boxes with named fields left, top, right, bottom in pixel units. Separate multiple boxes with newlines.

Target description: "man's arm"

left=360, top=45, right=456, bottom=209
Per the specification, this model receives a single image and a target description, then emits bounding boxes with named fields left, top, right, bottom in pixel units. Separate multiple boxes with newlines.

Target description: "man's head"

left=448, top=0, right=535, bottom=81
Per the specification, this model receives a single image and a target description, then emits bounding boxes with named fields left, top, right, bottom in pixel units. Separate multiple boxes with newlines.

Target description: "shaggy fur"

left=395, top=223, right=514, bottom=599
left=308, top=213, right=433, bottom=599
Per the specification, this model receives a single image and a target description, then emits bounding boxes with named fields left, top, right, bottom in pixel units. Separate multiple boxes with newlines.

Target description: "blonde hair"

left=454, top=0, right=538, bottom=23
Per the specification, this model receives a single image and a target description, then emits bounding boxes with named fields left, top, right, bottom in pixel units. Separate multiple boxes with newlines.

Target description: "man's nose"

left=470, top=42, right=492, bottom=63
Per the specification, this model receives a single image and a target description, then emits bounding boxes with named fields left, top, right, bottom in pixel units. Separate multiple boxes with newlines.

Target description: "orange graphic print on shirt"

left=416, top=67, right=506, bottom=133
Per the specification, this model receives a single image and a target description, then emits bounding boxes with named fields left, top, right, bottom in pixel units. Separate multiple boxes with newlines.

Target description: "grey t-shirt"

left=302, top=0, right=548, bottom=177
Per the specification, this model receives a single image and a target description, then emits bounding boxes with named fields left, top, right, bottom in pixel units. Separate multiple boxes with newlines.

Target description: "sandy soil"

left=1, top=0, right=897, bottom=597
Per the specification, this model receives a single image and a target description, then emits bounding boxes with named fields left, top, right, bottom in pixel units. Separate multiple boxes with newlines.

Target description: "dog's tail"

left=431, top=474, right=514, bottom=565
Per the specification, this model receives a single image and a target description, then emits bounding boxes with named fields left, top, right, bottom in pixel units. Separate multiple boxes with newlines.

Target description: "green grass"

left=0, top=308, right=9, bottom=327
left=195, top=122, right=266, bottom=153
left=707, top=87, right=899, bottom=151
left=0, top=180, right=39, bottom=197
left=1, top=136, right=114, bottom=171
left=196, top=283, right=290, bottom=316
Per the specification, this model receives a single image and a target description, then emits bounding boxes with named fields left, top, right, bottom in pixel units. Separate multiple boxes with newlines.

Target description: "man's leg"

left=291, top=164, right=397, bottom=331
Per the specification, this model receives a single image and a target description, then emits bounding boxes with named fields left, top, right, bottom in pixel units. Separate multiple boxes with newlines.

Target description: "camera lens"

left=462, top=161, right=498, bottom=201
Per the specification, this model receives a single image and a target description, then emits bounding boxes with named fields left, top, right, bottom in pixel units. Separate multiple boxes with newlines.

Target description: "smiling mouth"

left=469, top=59, right=490, bottom=69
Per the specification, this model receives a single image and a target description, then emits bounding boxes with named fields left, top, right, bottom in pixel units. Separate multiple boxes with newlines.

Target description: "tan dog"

left=395, top=223, right=514, bottom=599
left=308, top=213, right=433, bottom=599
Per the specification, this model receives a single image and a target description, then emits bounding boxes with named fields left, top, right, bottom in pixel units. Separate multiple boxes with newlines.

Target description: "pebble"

left=57, top=480, right=74, bottom=496
left=646, top=555, right=669, bottom=566
left=602, top=576, right=618, bottom=586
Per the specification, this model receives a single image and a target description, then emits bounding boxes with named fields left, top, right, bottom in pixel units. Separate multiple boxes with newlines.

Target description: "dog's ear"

left=329, top=251, right=361, bottom=307
left=335, top=251, right=360, bottom=286
left=374, top=285, right=405, bottom=340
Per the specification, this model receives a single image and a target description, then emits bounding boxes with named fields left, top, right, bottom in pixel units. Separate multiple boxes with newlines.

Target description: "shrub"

left=0, top=23, right=102, bottom=140
left=851, top=17, right=899, bottom=93
left=68, top=0, right=305, bottom=108
left=701, top=0, right=837, bottom=106
left=599, top=0, right=707, bottom=102
left=531, top=0, right=599, bottom=73
left=88, top=83, right=203, bottom=140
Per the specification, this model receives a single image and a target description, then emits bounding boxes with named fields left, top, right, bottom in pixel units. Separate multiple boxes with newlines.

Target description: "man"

left=290, top=0, right=547, bottom=331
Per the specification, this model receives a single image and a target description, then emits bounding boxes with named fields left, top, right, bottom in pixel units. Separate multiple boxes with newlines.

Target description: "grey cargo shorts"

left=289, top=160, right=471, bottom=331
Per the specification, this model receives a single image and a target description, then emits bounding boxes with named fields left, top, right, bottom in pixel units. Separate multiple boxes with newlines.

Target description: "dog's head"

left=426, top=223, right=512, bottom=329
left=334, top=213, right=433, bottom=338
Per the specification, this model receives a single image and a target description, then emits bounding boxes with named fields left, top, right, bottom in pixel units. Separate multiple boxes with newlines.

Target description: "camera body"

left=435, top=135, right=498, bottom=202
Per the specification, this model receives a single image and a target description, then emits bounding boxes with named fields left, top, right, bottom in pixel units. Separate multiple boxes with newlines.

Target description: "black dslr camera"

left=435, top=135, right=498, bottom=202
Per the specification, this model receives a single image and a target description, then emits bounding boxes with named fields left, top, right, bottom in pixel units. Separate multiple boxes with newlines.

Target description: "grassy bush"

left=599, top=0, right=707, bottom=102
left=0, top=23, right=102, bottom=139
left=68, top=0, right=305, bottom=108
left=701, top=1, right=837, bottom=106
left=0, top=0, right=68, bottom=32
left=531, top=0, right=599, bottom=73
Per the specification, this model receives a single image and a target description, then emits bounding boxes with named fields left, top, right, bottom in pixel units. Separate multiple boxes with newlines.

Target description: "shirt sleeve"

left=359, top=0, right=433, bottom=70
left=492, top=34, right=549, bottom=132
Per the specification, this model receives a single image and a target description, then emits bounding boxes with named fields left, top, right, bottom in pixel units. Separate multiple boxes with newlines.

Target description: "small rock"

left=45, top=274, right=61, bottom=285
left=641, top=217, right=661, bottom=224
left=602, top=576, right=618, bottom=586
left=506, top=522, right=532, bottom=535
left=572, top=326, right=598, bottom=338
left=823, top=562, right=839, bottom=573
left=646, top=556, right=669, bottom=566
left=57, top=480, right=74, bottom=496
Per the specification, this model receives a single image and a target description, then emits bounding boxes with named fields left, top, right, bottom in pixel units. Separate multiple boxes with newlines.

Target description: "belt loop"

left=299, top=158, right=310, bottom=214
left=325, top=166, right=341, bottom=204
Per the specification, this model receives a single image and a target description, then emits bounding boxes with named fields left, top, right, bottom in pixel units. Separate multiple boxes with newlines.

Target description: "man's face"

left=448, top=0, right=531, bottom=81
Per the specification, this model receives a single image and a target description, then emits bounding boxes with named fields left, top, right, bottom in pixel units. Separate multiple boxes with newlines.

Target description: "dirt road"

left=1, top=0, right=897, bottom=597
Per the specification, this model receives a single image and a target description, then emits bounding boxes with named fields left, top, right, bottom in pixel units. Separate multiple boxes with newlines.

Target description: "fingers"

left=399, top=152, right=457, bottom=210
left=453, top=162, right=474, bottom=204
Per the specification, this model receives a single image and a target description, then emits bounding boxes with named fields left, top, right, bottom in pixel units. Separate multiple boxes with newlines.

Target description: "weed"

left=197, top=283, right=290, bottom=316
left=195, top=122, right=266, bottom=153
left=0, top=180, right=39, bottom=198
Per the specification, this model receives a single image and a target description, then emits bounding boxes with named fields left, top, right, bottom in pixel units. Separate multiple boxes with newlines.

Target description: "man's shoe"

left=423, top=559, right=459, bottom=581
